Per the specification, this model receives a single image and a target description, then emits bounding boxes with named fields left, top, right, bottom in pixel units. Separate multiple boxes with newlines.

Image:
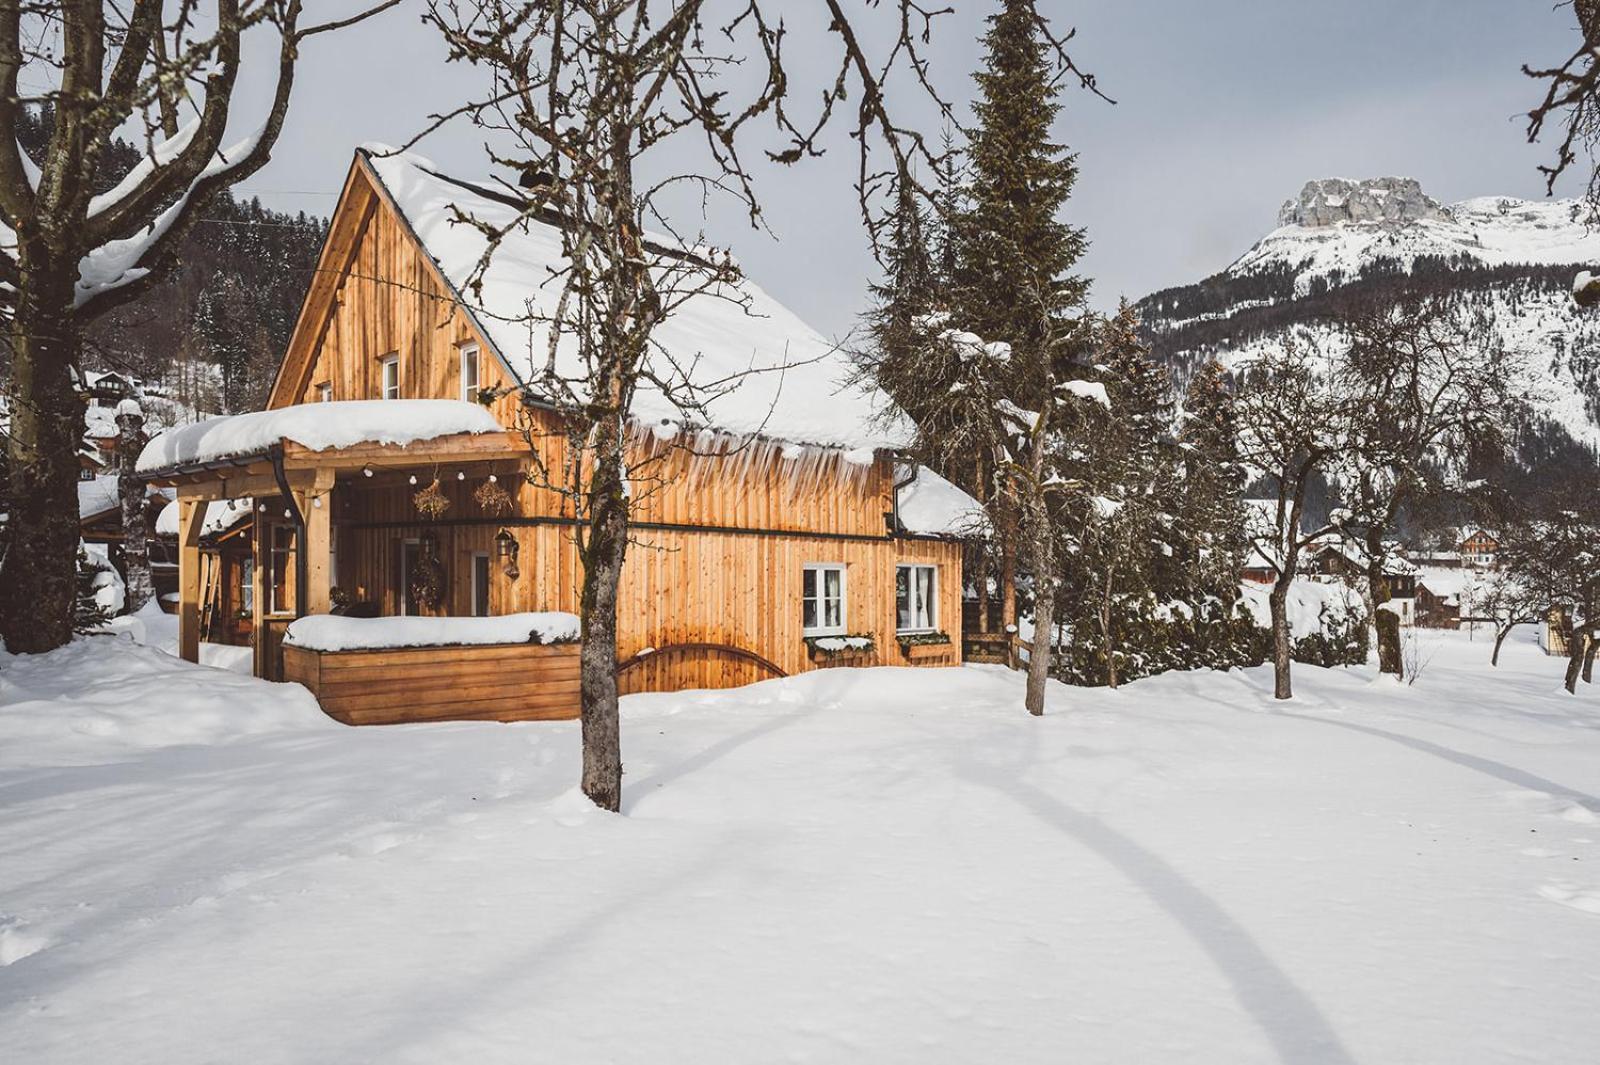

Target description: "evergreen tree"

left=74, top=549, right=114, bottom=634
left=953, top=0, right=1088, bottom=358
left=1177, top=359, right=1247, bottom=604
left=1054, top=304, right=1176, bottom=686
left=951, top=0, right=1093, bottom=667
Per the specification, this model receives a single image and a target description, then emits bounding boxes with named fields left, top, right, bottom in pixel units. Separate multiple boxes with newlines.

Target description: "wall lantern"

left=495, top=527, right=521, bottom=580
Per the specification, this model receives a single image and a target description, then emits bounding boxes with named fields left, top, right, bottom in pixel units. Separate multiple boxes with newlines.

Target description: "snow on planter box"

left=805, top=634, right=876, bottom=663
left=280, top=613, right=581, bottom=727
left=897, top=631, right=954, bottom=661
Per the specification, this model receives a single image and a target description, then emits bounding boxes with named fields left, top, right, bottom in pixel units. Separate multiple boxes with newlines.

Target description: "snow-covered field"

left=1, top=627, right=1597, bottom=1064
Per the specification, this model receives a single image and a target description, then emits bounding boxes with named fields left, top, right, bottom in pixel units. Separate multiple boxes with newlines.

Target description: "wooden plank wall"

left=334, top=472, right=960, bottom=694
left=283, top=642, right=580, bottom=724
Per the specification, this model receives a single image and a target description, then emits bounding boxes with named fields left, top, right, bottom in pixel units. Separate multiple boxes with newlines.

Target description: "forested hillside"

left=1134, top=179, right=1600, bottom=492
left=10, top=106, right=327, bottom=417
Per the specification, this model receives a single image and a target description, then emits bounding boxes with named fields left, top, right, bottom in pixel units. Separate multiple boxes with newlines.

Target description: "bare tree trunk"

left=0, top=263, right=83, bottom=653
left=1563, top=624, right=1586, bottom=694
left=116, top=403, right=154, bottom=614
left=1374, top=608, right=1402, bottom=678
left=975, top=456, right=991, bottom=636
left=1368, top=548, right=1402, bottom=678
left=1099, top=571, right=1117, bottom=689
left=1025, top=571, right=1054, bottom=716
left=1268, top=577, right=1293, bottom=700
left=578, top=421, right=627, bottom=812
left=999, top=505, right=1018, bottom=638
left=1491, top=623, right=1512, bottom=667
left=1584, top=630, right=1597, bottom=684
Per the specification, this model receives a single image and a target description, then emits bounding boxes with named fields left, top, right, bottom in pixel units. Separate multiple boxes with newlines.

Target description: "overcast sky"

left=237, top=1, right=1587, bottom=340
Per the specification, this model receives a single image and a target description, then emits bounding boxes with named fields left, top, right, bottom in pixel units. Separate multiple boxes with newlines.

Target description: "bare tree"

left=1328, top=297, right=1516, bottom=681
left=418, top=1, right=1095, bottom=804
left=1235, top=339, right=1354, bottom=700
left=1473, top=568, right=1544, bottom=667
left=0, top=0, right=400, bottom=654
left=1498, top=499, right=1600, bottom=693
left=1525, top=0, right=1600, bottom=209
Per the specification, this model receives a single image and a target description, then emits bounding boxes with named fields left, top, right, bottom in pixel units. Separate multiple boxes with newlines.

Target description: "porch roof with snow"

left=277, top=146, right=908, bottom=453
left=136, top=400, right=524, bottom=496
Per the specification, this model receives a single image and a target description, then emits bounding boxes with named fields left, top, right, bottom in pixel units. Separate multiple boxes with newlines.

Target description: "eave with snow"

left=141, top=148, right=979, bottom=723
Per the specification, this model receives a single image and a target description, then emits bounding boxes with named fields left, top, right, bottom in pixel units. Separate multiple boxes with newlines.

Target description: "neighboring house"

left=78, top=472, right=172, bottom=590
left=153, top=499, right=255, bottom=637
left=139, top=147, right=976, bottom=725
left=1458, top=528, right=1499, bottom=568
left=1541, top=608, right=1571, bottom=657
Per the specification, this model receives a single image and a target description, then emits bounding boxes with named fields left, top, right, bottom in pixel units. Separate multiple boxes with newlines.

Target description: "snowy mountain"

left=1137, top=177, right=1600, bottom=452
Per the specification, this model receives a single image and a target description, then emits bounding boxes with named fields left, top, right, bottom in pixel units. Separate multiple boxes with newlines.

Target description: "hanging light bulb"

left=283, top=508, right=292, bottom=519
left=258, top=503, right=267, bottom=513
left=456, top=471, right=465, bottom=481
left=312, top=496, right=323, bottom=509
left=488, top=473, right=497, bottom=483
left=408, top=474, right=418, bottom=485
left=362, top=467, right=373, bottom=478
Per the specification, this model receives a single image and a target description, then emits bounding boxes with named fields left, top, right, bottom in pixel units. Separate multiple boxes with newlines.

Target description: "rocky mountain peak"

left=1277, top=177, right=1448, bottom=228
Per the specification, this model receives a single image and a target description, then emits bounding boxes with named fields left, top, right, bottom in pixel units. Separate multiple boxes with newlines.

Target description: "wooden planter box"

left=806, top=639, right=875, bottom=666
left=282, top=641, right=581, bottom=726
left=899, top=638, right=953, bottom=662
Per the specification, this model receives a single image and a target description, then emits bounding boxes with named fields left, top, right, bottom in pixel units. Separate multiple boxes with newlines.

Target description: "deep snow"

left=1, top=628, right=1597, bottom=1064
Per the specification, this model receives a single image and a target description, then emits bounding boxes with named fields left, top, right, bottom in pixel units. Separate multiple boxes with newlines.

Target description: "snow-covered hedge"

left=284, top=612, right=580, bottom=653
left=1051, top=582, right=1369, bottom=688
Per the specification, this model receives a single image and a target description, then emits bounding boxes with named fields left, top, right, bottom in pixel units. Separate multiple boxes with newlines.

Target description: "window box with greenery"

left=897, top=630, right=952, bottom=660
left=805, top=633, right=876, bottom=662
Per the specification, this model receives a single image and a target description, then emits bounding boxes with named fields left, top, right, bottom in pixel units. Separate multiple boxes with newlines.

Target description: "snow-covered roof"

left=360, top=146, right=906, bottom=452
left=77, top=474, right=169, bottom=524
left=897, top=466, right=986, bottom=538
left=154, top=498, right=254, bottom=539
left=137, top=399, right=503, bottom=474
left=78, top=474, right=121, bottom=521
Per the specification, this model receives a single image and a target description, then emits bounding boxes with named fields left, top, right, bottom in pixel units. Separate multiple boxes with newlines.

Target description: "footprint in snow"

left=1538, top=882, right=1600, bottom=915
left=0, top=916, right=51, bottom=966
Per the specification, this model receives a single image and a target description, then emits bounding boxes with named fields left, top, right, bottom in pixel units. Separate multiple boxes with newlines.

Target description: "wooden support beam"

left=177, top=496, right=205, bottom=663
left=252, top=519, right=267, bottom=679
left=301, top=469, right=336, bottom=616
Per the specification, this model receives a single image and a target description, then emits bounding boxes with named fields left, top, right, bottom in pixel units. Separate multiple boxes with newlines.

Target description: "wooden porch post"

left=252, top=511, right=268, bottom=679
left=177, top=496, right=204, bottom=663
left=301, top=468, right=335, bottom=615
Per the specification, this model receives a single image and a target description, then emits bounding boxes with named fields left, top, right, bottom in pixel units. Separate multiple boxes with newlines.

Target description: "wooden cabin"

left=139, top=147, right=976, bottom=725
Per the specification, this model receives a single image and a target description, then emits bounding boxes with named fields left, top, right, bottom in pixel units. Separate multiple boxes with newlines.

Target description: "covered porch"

left=138, top=402, right=584, bottom=723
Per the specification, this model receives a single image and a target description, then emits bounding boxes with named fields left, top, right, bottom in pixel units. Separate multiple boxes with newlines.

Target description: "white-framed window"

left=459, top=343, right=480, bottom=403
left=802, top=563, right=847, bottom=636
left=379, top=354, right=400, bottom=400
left=471, top=552, right=491, bottom=617
left=896, top=564, right=938, bottom=633
left=316, top=383, right=332, bottom=403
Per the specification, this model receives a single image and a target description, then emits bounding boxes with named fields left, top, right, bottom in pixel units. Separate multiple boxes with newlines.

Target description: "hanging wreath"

left=413, top=476, right=450, bottom=520
left=474, top=477, right=514, bottom=517
left=409, top=536, right=446, bottom=611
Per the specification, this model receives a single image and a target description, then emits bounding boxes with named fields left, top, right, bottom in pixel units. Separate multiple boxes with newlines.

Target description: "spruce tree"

left=1178, top=359, right=1248, bottom=606
left=951, top=0, right=1092, bottom=656
left=953, top=0, right=1088, bottom=357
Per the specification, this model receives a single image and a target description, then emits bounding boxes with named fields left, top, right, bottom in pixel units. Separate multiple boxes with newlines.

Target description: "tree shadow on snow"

left=955, top=745, right=1359, bottom=1065
left=1273, top=711, right=1600, bottom=813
